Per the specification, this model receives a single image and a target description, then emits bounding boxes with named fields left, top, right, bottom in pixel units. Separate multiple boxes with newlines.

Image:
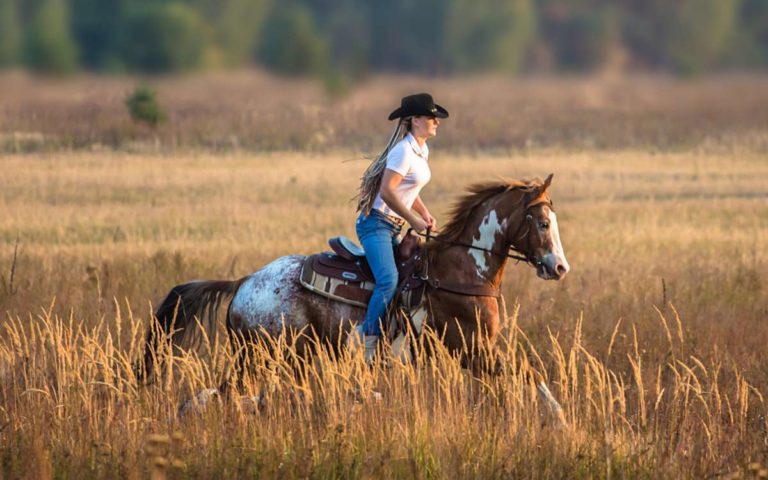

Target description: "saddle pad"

left=299, top=253, right=426, bottom=311
left=300, top=254, right=373, bottom=308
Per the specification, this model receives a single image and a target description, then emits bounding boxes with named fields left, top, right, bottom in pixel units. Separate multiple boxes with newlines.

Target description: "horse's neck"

left=433, top=194, right=525, bottom=287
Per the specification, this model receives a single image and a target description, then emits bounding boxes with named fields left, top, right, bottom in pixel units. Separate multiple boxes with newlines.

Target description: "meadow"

left=2, top=71, right=768, bottom=153
left=0, top=73, right=767, bottom=478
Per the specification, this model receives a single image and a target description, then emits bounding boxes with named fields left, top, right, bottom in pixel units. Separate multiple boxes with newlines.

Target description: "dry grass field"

left=1, top=70, right=768, bottom=152
left=1, top=73, right=767, bottom=478
left=1, top=148, right=767, bottom=478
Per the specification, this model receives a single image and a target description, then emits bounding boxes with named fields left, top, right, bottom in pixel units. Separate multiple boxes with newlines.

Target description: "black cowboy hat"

left=388, top=93, right=449, bottom=121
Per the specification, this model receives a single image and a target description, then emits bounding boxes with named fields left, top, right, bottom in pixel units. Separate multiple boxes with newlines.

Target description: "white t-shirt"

left=372, top=133, right=432, bottom=219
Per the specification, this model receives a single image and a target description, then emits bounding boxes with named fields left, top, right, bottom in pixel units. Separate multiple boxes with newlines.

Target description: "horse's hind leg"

left=179, top=317, right=252, bottom=417
left=218, top=327, right=250, bottom=397
left=221, top=326, right=317, bottom=413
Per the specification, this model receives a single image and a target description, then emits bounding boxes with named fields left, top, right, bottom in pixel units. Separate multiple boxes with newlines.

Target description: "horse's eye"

left=539, top=221, right=549, bottom=229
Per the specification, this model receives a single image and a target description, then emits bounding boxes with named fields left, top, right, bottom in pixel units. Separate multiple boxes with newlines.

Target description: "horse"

left=140, top=174, right=570, bottom=420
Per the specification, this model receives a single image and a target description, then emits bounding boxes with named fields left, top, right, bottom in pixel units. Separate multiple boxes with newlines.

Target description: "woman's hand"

left=412, top=196, right=436, bottom=230
left=409, top=216, right=429, bottom=233
left=421, top=212, right=437, bottom=229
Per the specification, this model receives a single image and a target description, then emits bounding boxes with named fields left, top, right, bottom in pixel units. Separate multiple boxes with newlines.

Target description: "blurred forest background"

left=0, top=0, right=766, bottom=78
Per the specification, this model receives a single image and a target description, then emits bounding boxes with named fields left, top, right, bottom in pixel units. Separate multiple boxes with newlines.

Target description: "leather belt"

left=372, top=210, right=406, bottom=228
left=386, top=214, right=405, bottom=228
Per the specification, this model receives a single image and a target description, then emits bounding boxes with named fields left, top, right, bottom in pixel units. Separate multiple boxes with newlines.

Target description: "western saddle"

left=299, top=232, right=426, bottom=310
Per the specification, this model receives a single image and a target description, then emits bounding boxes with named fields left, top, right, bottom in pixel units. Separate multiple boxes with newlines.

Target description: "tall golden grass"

left=0, top=145, right=767, bottom=477
left=1, top=296, right=764, bottom=478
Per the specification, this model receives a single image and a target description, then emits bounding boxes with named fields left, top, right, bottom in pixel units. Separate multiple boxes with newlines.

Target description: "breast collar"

left=405, top=133, right=429, bottom=160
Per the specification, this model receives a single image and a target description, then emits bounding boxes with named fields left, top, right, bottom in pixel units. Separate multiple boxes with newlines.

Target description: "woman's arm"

left=379, top=170, right=429, bottom=232
left=412, top=196, right=436, bottom=228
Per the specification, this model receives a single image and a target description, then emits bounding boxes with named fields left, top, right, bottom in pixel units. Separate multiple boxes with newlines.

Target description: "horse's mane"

left=435, top=178, right=543, bottom=245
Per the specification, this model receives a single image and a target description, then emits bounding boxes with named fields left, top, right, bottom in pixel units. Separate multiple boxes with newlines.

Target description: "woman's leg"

left=356, top=214, right=399, bottom=337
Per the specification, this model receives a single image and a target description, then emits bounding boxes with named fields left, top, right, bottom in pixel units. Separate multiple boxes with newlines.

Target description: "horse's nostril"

left=556, top=264, right=567, bottom=275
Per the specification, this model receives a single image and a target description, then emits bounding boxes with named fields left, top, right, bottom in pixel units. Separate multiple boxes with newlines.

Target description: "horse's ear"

left=542, top=173, right=554, bottom=192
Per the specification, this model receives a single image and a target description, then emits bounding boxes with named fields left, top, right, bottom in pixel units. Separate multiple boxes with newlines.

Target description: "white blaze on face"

left=542, top=210, right=569, bottom=275
left=470, top=210, right=507, bottom=278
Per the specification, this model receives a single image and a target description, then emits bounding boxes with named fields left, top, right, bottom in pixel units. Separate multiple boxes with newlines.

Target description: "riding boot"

left=348, top=325, right=378, bottom=364
left=363, top=333, right=378, bottom=364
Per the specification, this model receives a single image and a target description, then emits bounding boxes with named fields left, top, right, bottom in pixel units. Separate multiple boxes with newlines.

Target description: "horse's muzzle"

left=537, top=254, right=569, bottom=280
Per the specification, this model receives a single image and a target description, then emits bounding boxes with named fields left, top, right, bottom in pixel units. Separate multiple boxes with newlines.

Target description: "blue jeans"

left=356, top=211, right=402, bottom=336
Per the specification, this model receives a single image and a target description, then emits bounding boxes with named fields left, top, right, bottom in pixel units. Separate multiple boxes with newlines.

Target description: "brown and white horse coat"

left=143, top=175, right=570, bottom=421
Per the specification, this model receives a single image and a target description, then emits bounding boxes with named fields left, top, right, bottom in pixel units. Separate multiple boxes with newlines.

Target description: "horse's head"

left=516, top=174, right=570, bottom=280
left=434, top=175, right=570, bottom=283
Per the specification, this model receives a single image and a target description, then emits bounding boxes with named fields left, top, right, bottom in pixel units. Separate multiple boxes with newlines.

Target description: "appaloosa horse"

left=141, top=174, right=570, bottom=418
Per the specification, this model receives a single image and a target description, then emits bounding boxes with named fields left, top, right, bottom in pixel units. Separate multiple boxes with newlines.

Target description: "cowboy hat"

left=388, top=93, right=449, bottom=121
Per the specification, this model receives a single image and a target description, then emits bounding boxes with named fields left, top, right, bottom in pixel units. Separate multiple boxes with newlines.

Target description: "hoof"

left=178, top=388, right=220, bottom=418
left=239, top=394, right=266, bottom=414
left=537, top=382, right=568, bottom=429
left=353, top=386, right=383, bottom=403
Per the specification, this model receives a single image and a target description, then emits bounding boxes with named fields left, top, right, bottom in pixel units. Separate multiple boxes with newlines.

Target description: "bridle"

left=416, top=229, right=539, bottom=267
left=412, top=196, right=554, bottom=270
left=399, top=195, right=554, bottom=300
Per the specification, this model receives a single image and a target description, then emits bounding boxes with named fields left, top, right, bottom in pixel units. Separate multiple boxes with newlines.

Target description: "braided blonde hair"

left=356, top=117, right=412, bottom=214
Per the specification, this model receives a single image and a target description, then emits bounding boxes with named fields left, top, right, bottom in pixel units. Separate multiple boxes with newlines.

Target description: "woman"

left=352, top=93, right=449, bottom=361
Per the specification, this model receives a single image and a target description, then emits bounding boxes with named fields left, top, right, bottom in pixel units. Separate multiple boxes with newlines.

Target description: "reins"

left=402, top=196, right=552, bottom=299
left=412, top=196, right=554, bottom=268
left=414, top=228, right=538, bottom=266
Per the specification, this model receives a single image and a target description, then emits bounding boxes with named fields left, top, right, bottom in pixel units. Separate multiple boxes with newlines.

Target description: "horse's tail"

left=137, top=277, right=248, bottom=383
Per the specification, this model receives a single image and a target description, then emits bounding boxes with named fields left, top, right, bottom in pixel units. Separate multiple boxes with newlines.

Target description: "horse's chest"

left=430, top=292, right=500, bottom=332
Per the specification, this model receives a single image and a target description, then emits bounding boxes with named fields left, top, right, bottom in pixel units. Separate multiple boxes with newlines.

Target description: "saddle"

left=299, top=231, right=426, bottom=310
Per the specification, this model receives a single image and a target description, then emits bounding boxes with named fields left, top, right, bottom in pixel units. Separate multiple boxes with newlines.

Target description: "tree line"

left=0, top=0, right=765, bottom=77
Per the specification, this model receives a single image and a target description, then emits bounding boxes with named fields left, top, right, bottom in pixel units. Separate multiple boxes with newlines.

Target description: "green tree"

left=665, top=0, right=738, bottom=74
left=70, top=0, right=128, bottom=70
left=23, top=0, right=78, bottom=74
left=365, top=0, right=449, bottom=73
left=623, top=0, right=739, bottom=74
left=125, top=85, right=167, bottom=128
left=120, top=2, right=209, bottom=73
left=738, top=0, right=768, bottom=65
left=318, top=0, right=370, bottom=79
left=444, top=0, right=536, bottom=74
left=543, top=5, right=620, bottom=71
left=189, top=0, right=271, bottom=67
left=0, top=0, right=21, bottom=67
left=258, top=2, right=328, bottom=75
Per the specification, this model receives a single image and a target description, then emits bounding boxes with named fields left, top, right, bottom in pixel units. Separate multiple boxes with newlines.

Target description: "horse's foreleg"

left=479, top=355, right=567, bottom=429
left=523, top=368, right=566, bottom=428
left=535, top=378, right=567, bottom=428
